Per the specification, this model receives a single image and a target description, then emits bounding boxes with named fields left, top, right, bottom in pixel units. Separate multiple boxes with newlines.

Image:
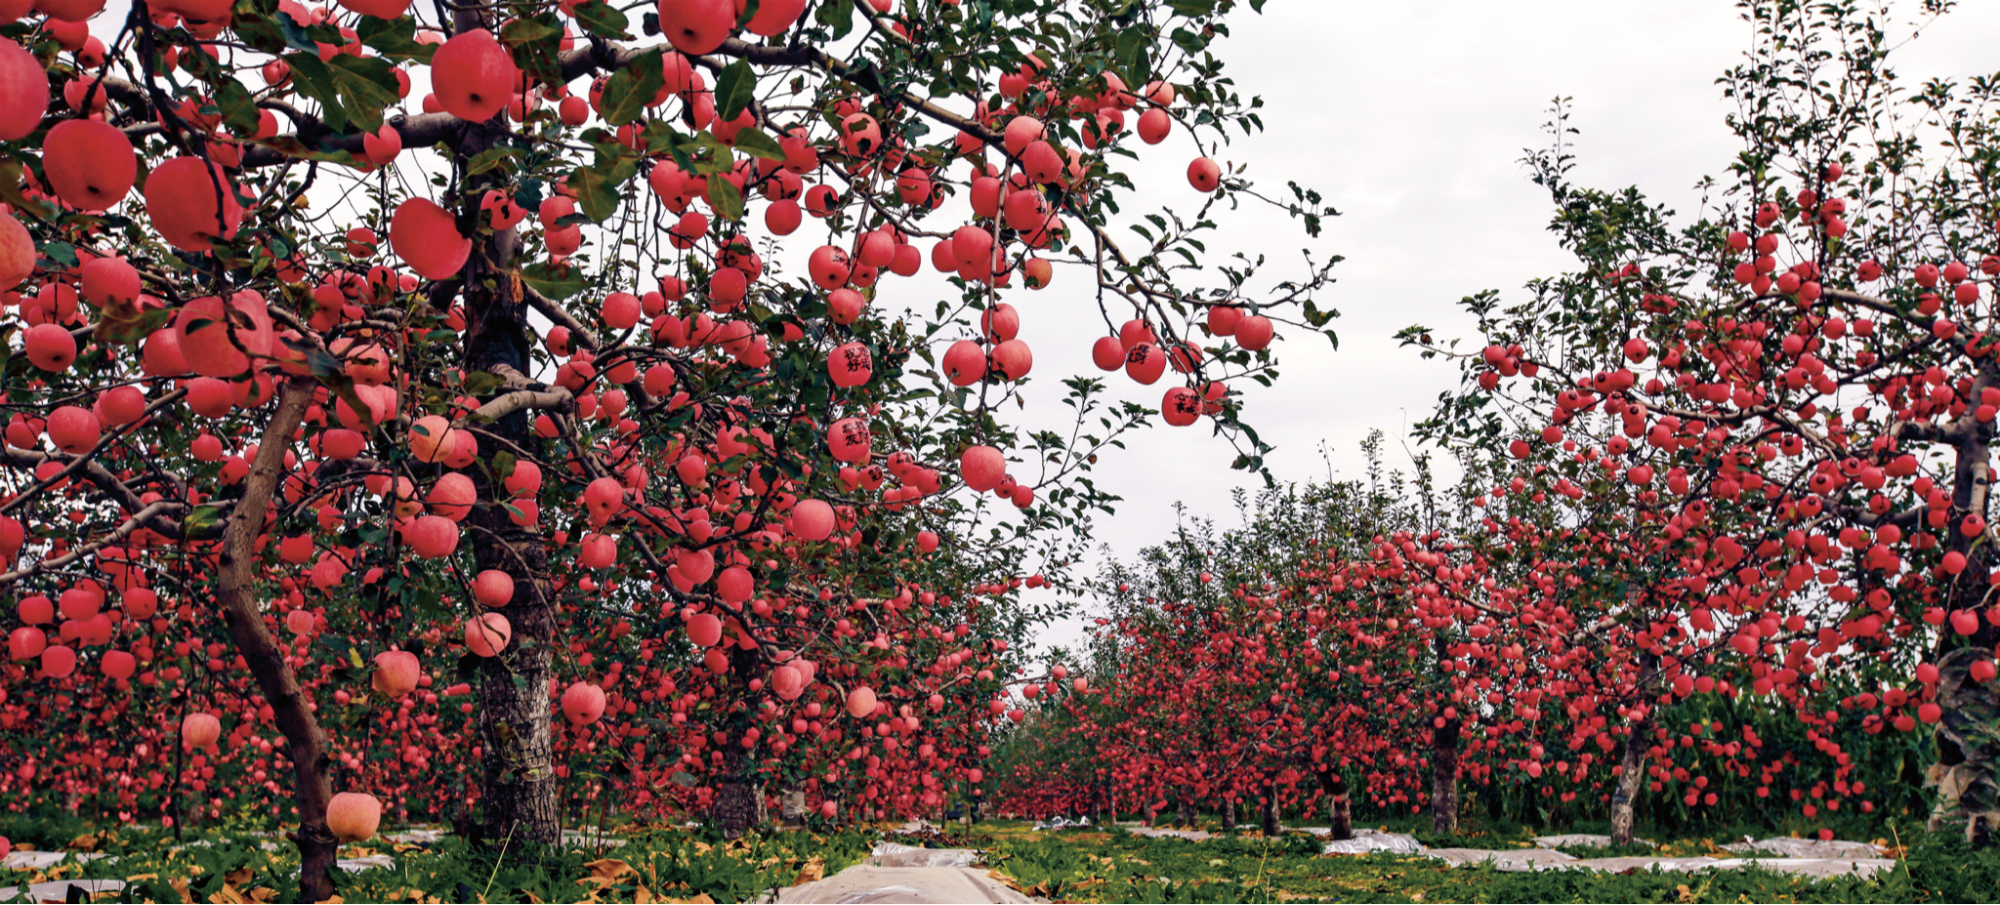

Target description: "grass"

left=3, top=814, right=1998, bottom=903
left=973, top=816, right=2000, bottom=903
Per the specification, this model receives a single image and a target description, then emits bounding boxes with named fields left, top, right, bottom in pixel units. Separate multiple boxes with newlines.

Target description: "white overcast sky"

left=78, top=1, right=2000, bottom=660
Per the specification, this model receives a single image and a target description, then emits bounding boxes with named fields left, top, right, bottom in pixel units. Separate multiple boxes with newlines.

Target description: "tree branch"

left=212, top=378, right=343, bottom=902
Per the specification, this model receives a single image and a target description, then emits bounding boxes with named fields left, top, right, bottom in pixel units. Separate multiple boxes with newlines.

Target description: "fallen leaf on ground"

left=584, top=858, right=636, bottom=884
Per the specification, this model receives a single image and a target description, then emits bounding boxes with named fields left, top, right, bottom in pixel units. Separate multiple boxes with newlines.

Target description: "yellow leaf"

left=209, top=885, right=251, bottom=904
left=225, top=867, right=256, bottom=888
left=586, top=858, right=637, bottom=883
left=634, top=886, right=655, bottom=904
left=67, top=834, right=102, bottom=852
left=125, top=873, right=160, bottom=883
left=791, top=857, right=825, bottom=886
left=249, top=888, right=280, bottom=903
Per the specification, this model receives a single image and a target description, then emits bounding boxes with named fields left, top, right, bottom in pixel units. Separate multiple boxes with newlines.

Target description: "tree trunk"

left=711, top=752, right=763, bottom=839
left=446, top=4, right=566, bottom=848
left=1611, top=656, right=1659, bottom=847
left=1431, top=716, right=1461, bottom=836
left=1929, top=645, right=2000, bottom=848
left=464, top=265, right=562, bottom=846
left=778, top=787, right=808, bottom=826
left=1176, top=796, right=1194, bottom=829
left=1260, top=784, right=1279, bottom=836
left=1221, top=796, right=1236, bottom=829
left=1610, top=713, right=1654, bottom=846
left=1316, top=769, right=1351, bottom=841
left=711, top=646, right=766, bottom=838
left=1932, top=399, right=2000, bottom=848
left=215, top=381, right=340, bottom=901
left=458, top=162, right=564, bottom=849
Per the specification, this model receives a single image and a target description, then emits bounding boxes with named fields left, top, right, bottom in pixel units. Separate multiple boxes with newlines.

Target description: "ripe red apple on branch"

left=999, top=1, right=1999, bottom=851
left=1402, top=2, right=2000, bottom=848
left=0, top=0, right=1339, bottom=895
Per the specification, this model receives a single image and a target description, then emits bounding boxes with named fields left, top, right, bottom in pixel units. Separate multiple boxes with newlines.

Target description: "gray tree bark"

left=216, top=382, right=341, bottom=900
left=451, top=7, right=562, bottom=840
left=1431, top=716, right=1462, bottom=835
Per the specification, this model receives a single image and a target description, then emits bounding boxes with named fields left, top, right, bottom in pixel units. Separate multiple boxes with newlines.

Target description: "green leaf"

left=599, top=48, right=664, bottom=126
left=462, top=371, right=506, bottom=396
left=326, top=54, right=402, bottom=132
left=214, top=77, right=262, bottom=137
left=298, top=342, right=343, bottom=378
left=715, top=59, right=756, bottom=123
left=232, top=15, right=287, bottom=55
left=1170, top=26, right=1207, bottom=55
left=521, top=262, right=588, bottom=299
left=185, top=505, right=225, bottom=534
left=731, top=125, right=786, bottom=162
left=500, top=13, right=565, bottom=85
left=498, top=13, right=564, bottom=45
left=572, top=0, right=634, bottom=40
left=1114, top=28, right=1152, bottom=87
left=283, top=52, right=345, bottom=132
left=96, top=307, right=175, bottom=347
left=706, top=177, right=745, bottom=222
left=276, top=10, right=338, bottom=53
left=357, top=14, right=437, bottom=64
left=570, top=151, right=639, bottom=222
left=1168, top=0, right=1217, bottom=15
left=682, top=129, right=737, bottom=176
left=36, top=240, right=77, bottom=269
left=464, top=146, right=521, bottom=177
left=816, top=0, right=855, bottom=38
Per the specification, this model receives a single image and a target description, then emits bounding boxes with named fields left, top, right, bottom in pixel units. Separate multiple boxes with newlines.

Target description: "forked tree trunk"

left=1431, top=716, right=1462, bottom=836
left=216, top=381, right=341, bottom=900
